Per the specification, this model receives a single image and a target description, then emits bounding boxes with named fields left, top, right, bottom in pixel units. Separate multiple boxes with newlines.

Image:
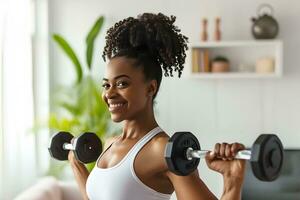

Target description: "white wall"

left=49, top=0, right=300, bottom=198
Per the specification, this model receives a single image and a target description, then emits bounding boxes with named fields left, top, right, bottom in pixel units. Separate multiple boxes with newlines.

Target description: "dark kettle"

left=251, top=4, right=279, bottom=39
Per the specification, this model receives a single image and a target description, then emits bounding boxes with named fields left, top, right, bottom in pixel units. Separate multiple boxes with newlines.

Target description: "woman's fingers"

left=211, top=142, right=245, bottom=161
left=225, top=143, right=233, bottom=160
left=219, top=143, right=226, bottom=158
left=231, top=142, right=245, bottom=154
left=214, top=143, right=220, bottom=157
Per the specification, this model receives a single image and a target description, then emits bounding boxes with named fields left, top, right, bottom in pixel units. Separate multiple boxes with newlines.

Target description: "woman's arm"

left=206, top=143, right=246, bottom=200
left=157, top=135, right=245, bottom=200
left=167, top=166, right=243, bottom=200
left=166, top=170, right=218, bottom=200
left=154, top=135, right=217, bottom=200
left=68, top=151, right=90, bottom=200
left=221, top=176, right=243, bottom=200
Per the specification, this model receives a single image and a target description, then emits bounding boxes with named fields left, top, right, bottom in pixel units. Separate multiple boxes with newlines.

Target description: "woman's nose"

left=104, top=86, right=117, bottom=99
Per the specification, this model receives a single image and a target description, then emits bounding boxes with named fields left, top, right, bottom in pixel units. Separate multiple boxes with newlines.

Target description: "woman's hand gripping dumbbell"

left=165, top=132, right=284, bottom=181
left=48, top=131, right=103, bottom=164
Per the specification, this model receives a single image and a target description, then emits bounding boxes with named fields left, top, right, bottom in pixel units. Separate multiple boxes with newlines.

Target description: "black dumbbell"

left=165, top=132, right=284, bottom=182
left=48, top=131, right=102, bottom=164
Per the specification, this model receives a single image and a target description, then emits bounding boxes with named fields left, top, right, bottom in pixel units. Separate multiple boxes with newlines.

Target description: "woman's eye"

left=117, top=81, right=128, bottom=88
left=102, top=83, right=110, bottom=90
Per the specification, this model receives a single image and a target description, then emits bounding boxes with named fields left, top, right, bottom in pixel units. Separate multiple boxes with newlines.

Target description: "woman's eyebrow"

left=102, top=74, right=131, bottom=81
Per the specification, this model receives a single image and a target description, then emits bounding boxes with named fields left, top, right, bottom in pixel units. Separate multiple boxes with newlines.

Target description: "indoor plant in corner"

left=47, top=16, right=114, bottom=177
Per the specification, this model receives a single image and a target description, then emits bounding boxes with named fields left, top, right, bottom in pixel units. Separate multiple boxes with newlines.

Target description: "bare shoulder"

left=151, top=131, right=170, bottom=150
left=144, top=132, right=170, bottom=171
left=151, top=131, right=170, bottom=156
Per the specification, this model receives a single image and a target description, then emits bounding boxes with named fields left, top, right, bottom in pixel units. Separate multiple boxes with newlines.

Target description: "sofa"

left=14, top=176, right=83, bottom=200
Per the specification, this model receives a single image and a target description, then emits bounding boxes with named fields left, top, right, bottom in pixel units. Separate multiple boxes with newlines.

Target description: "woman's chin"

left=110, top=115, right=124, bottom=123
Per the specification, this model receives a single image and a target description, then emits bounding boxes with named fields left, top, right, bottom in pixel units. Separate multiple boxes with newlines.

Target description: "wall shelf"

left=187, top=40, right=283, bottom=79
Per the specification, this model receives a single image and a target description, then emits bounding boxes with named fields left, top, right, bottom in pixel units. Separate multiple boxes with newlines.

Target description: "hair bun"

left=103, top=12, right=188, bottom=77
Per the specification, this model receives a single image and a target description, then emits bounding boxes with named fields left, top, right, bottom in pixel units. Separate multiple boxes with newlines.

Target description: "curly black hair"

left=102, top=13, right=188, bottom=99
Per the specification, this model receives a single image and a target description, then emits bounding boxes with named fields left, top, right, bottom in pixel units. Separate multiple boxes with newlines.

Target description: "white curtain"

left=0, top=0, right=38, bottom=198
left=0, top=0, right=4, bottom=197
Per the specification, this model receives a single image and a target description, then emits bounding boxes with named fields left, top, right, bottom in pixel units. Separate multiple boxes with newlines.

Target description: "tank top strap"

left=128, top=126, right=163, bottom=159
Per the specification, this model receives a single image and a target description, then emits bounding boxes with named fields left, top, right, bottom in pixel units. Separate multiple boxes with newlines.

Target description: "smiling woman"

left=67, top=13, right=246, bottom=200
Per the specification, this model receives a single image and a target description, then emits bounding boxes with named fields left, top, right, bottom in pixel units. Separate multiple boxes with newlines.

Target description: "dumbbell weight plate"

left=73, top=132, right=103, bottom=164
left=165, top=132, right=200, bottom=176
left=250, top=134, right=284, bottom=181
left=48, top=131, right=73, bottom=161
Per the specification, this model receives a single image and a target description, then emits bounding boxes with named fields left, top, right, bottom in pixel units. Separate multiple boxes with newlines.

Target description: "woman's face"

left=102, top=56, right=156, bottom=122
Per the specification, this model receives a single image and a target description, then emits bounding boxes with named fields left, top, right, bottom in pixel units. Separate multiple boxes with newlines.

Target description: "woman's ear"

left=148, top=80, right=158, bottom=97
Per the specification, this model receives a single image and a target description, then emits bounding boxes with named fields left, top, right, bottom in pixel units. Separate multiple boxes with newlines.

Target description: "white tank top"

left=86, top=127, right=172, bottom=200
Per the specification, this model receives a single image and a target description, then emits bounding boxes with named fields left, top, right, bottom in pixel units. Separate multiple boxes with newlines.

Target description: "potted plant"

left=37, top=16, right=118, bottom=178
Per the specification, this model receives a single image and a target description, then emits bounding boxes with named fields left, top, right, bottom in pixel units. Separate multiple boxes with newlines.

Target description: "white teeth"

left=109, top=103, right=124, bottom=108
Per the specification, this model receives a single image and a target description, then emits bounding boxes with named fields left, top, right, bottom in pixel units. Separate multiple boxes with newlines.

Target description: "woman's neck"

left=121, top=107, right=158, bottom=140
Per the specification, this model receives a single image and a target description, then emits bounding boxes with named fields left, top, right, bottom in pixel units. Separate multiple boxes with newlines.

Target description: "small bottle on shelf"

left=201, top=18, right=208, bottom=42
left=214, top=17, right=221, bottom=41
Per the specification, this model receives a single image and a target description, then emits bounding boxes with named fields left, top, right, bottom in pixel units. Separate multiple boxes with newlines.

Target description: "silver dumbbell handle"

left=63, top=143, right=75, bottom=150
left=63, top=142, right=93, bottom=151
left=186, top=147, right=251, bottom=160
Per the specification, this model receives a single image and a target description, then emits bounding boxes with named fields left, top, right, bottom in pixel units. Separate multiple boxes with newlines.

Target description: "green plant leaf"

left=48, top=113, right=60, bottom=130
left=34, top=19, right=113, bottom=177
left=86, top=16, right=104, bottom=69
left=53, top=34, right=83, bottom=84
left=59, top=101, right=81, bottom=116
